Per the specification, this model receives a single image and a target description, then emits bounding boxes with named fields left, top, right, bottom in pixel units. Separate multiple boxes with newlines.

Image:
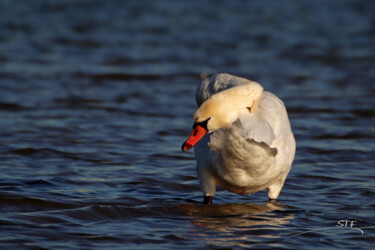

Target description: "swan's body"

left=182, top=73, right=295, bottom=204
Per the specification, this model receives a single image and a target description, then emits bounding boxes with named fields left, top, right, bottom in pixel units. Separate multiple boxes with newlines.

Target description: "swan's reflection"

left=177, top=200, right=294, bottom=247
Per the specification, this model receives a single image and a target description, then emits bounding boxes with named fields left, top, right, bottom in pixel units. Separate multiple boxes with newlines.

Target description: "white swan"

left=182, top=73, right=296, bottom=204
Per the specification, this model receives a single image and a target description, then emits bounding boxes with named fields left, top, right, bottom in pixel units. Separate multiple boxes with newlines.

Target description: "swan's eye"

left=247, top=107, right=252, bottom=113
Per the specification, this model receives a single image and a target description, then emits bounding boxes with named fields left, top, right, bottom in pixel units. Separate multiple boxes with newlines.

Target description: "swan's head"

left=182, top=82, right=263, bottom=152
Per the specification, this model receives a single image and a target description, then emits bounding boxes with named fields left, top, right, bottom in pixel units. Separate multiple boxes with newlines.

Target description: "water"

left=1, top=0, right=374, bottom=249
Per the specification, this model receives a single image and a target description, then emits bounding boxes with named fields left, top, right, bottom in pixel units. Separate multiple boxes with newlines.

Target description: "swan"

left=181, top=73, right=296, bottom=205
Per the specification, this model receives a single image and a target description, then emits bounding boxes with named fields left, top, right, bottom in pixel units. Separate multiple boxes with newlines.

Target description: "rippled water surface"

left=1, top=0, right=375, bottom=249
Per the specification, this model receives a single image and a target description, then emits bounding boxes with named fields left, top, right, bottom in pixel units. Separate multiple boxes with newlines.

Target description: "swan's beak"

left=181, top=125, right=208, bottom=152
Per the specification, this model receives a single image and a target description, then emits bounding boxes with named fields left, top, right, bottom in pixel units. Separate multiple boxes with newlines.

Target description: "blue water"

left=1, top=0, right=375, bottom=249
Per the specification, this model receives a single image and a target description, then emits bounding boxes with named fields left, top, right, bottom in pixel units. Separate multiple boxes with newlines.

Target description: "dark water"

left=1, top=0, right=375, bottom=249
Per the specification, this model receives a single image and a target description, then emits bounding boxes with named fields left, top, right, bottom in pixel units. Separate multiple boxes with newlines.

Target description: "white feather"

left=192, top=73, right=296, bottom=200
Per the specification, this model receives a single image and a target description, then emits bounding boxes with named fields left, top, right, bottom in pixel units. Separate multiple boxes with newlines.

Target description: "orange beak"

left=181, top=124, right=208, bottom=152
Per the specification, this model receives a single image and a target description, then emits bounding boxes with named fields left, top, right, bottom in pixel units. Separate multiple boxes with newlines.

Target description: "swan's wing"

left=239, top=112, right=275, bottom=147
left=208, top=120, right=277, bottom=176
left=195, top=73, right=258, bottom=106
left=239, top=91, right=292, bottom=147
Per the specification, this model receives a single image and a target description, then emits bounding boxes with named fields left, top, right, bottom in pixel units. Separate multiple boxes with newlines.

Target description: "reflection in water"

left=177, top=201, right=294, bottom=247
